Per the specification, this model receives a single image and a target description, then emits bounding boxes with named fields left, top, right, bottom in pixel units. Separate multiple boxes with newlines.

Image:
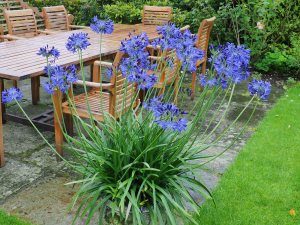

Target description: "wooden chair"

left=42, top=5, right=86, bottom=31
left=191, top=16, right=216, bottom=99
left=142, top=5, right=172, bottom=25
left=1, top=9, right=55, bottom=103
left=1, top=9, right=54, bottom=104
left=3, top=9, right=52, bottom=40
left=53, top=52, right=139, bottom=155
left=148, top=49, right=181, bottom=102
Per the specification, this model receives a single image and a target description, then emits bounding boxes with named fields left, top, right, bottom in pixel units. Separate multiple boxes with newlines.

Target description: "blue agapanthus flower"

left=176, top=30, right=204, bottom=72
left=200, top=75, right=218, bottom=88
left=248, top=79, right=271, bottom=100
left=90, top=16, right=114, bottom=34
left=152, top=24, right=204, bottom=72
left=2, top=87, right=23, bottom=104
left=43, top=64, right=78, bottom=94
left=65, top=65, right=78, bottom=83
left=66, top=32, right=91, bottom=53
left=105, top=68, right=113, bottom=79
left=135, top=70, right=157, bottom=90
left=37, top=45, right=60, bottom=61
left=144, top=97, right=188, bottom=132
left=209, top=43, right=251, bottom=87
left=120, top=32, right=150, bottom=58
left=155, top=118, right=188, bottom=132
left=152, top=23, right=182, bottom=50
left=119, top=33, right=157, bottom=89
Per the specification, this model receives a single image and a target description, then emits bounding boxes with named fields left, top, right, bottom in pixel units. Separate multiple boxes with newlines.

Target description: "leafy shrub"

left=103, top=2, right=142, bottom=24
left=28, top=0, right=300, bottom=75
left=255, top=35, right=300, bottom=78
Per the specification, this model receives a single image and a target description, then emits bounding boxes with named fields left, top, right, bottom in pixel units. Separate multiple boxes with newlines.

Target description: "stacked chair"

left=142, top=5, right=172, bottom=25
left=42, top=5, right=85, bottom=31
left=0, top=0, right=45, bottom=41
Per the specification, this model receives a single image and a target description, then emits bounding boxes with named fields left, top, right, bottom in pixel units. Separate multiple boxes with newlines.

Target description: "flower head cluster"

left=2, top=87, right=23, bottom=104
left=66, top=32, right=90, bottom=53
left=200, top=76, right=218, bottom=88
left=90, top=16, right=114, bottom=34
left=151, top=24, right=204, bottom=72
left=43, top=64, right=78, bottom=94
left=200, top=43, right=251, bottom=89
left=248, top=79, right=271, bottom=100
left=210, top=43, right=251, bottom=87
left=144, top=97, right=188, bottom=132
left=176, top=30, right=204, bottom=72
left=37, top=45, right=60, bottom=62
left=120, top=33, right=157, bottom=89
left=105, top=68, right=113, bottom=79
left=120, top=33, right=149, bottom=59
left=152, top=23, right=182, bottom=50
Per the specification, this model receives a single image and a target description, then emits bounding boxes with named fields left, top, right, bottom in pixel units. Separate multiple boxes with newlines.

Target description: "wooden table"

left=0, top=24, right=159, bottom=167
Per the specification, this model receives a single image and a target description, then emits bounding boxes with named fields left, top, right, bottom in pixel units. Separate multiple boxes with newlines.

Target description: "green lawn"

left=0, top=210, right=32, bottom=225
left=196, top=85, right=300, bottom=225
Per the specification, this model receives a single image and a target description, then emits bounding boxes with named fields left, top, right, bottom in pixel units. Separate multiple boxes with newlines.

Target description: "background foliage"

left=29, top=0, right=300, bottom=77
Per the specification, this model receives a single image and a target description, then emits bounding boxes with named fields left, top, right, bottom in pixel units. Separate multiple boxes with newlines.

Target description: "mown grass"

left=195, top=85, right=300, bottom=225
left=0, top=210, right=32, bottom=225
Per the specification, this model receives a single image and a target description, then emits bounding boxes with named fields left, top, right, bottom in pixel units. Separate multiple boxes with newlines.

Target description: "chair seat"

left=62, top=90, right=110, bottom=121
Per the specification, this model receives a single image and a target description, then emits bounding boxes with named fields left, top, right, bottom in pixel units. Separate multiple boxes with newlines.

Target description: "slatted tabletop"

left=0, top=24, right=159, bottom=80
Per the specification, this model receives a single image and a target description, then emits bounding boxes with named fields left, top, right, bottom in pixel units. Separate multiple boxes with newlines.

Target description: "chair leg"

left=174, top=77, right=179, bottom=104
left=31, top=76, right=40, bottom=105
left=201, top=60, right=207, bottom=76
left=64, top=114, right=73, bottom=137
left=90, top=64, right=94, bottom=82
left=13, top=80, right=17, bottom=88
left=53, top=90, right=64, bottom=156
left=191, top=72, right=197, bottom=100
left=158, top=87, right=165, bottom=96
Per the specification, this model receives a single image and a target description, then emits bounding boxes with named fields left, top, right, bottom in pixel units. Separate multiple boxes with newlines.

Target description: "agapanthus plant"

left=90, top=16, right=114, bottom=34
left=2, top=22, right=272, bottom=225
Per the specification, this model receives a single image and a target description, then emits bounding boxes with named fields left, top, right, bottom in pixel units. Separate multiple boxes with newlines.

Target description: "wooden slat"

left=142, top=5, right=172, bottom=26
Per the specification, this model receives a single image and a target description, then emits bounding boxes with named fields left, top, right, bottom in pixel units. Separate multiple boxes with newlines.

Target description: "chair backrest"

left=142, top=5, right=172, bottom=26
left=110, top=52, right=137, bottom=117
left=42, top=5, right=69, bottom=31
left=4, top=9, right=37, bottom=37
left=196, top=16, right=216, bottom=57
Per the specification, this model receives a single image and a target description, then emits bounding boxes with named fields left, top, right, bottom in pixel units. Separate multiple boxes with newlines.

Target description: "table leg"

left=31, top=76, right=40, bottom=105
left=53, top=90, right=63, bottom=156
left=90, top=64, right=94, bottom=82
left=0, top=79, right=6, bottom=124
left=0, top=79, right=5, bottom=167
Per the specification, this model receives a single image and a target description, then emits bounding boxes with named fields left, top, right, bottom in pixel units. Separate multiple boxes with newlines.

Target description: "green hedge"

left=28, top=0, right=300, bottom=77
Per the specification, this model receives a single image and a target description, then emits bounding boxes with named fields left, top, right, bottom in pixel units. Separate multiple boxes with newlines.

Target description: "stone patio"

left=0, top=75, right=284, bottom=225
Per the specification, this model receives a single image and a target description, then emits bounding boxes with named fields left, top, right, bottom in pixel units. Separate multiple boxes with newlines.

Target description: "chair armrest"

left=74, top=80, right=113, bottom=89
left=148, top=56, right=163, bottom=61
left=37, top=30, right=57, bottom=35
left=0, top=34, right=26, bottom=41
left=180, top=25, right=190, bottom=32
left=94, top=61, right=113, bottom=68
left=68, top=14, right=74, bottom=25
left=68, top=25, right=88, bottom=30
